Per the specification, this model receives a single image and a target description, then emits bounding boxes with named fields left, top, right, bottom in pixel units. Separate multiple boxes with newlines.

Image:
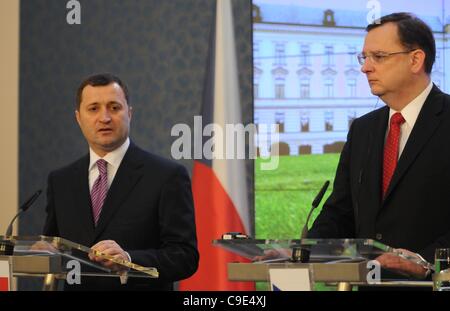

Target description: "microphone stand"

left=291, top=181, right=330, bottom=263
left=0, top=190, right=42, bottom=255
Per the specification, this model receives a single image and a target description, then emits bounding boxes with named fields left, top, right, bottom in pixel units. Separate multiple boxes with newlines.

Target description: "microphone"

left=5, top=190, right=42, bottom=237
left=291, top=181, right=330, bottom=263
left=301, top=180, right=330, bottom=240
left=1, top=189, right=42, bottom=255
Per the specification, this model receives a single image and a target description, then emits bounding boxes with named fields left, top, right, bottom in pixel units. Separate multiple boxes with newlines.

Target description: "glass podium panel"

left=214, top=238, right=434, bottom=289
left=0, top=235, right=158, bottom=279
left=213, top=238, right=393, bottom=263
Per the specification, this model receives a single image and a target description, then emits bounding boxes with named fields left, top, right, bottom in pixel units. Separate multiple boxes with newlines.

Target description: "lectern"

left=0, top=235, right=158, bottom=291
left=214, top=238, right=433, bottom=291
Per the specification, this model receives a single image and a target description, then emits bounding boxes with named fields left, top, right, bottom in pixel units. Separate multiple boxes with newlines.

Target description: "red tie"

left=382, top=112, right=405, bottom=198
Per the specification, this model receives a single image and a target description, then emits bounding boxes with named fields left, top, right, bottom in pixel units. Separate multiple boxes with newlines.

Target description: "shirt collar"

left=389, top=81, right=433, bottom=127
left=88, top=137, right=130, bottom=172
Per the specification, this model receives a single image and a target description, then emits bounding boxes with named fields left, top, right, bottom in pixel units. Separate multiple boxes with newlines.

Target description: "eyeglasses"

left=357, top=49, right=417, bottom=65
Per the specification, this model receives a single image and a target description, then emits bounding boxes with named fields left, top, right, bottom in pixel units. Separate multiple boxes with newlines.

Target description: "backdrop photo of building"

left=253, top=1, right=449, bottom=156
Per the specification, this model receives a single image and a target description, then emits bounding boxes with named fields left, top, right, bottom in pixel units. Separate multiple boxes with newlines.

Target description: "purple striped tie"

left=91, top=159, right=108, bottom=226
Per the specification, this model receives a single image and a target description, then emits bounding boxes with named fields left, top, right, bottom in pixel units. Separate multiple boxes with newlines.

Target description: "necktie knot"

left=97, top=159, right=107, bottom=176
left=390, top=112, right=405, bottom=127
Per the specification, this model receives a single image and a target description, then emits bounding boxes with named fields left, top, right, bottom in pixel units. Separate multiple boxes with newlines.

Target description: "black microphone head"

left=5, top=189, right=42, bottom=237
left=301, top=180, right=330, bottom=241
left=311, top=180, right=330, bottom=208
left=20, top=189, right=42, bottom=211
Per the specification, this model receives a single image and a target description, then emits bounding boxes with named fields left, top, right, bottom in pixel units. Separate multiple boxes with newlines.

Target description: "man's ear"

left=75, top=109, right=81, bottom=126
left=128, top=106, right=133, bottom=120
left=410, top=49, right=426, bottom=74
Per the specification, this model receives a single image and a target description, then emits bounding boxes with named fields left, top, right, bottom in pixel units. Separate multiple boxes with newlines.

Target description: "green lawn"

left=255, top=154, right=340, bottom=239
left=254, top=154, right=341, bottom=291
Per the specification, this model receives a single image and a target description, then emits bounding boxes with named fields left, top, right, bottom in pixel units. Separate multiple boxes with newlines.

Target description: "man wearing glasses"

left=309, top=13, right=450, bottom=281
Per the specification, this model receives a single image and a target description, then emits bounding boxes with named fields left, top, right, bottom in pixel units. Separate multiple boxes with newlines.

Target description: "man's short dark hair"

left=76, top=73, right=130, bottom=110
left=366, top=12, right=436, bottom=74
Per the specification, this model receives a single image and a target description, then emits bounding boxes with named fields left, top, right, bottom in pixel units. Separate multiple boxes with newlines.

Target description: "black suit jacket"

left=43, top=143, right=198, bottom=290
left=309, top=85, right=450, bottom=262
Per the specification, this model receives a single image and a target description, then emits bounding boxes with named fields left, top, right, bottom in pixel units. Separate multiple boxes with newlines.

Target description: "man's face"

left=76, top=83, right=132, bottom=157
left=361, top=22, right=415, bottom=100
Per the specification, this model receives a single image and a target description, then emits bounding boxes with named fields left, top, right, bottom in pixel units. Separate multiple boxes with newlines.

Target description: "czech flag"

left=179, top=0, right=254, bottom=291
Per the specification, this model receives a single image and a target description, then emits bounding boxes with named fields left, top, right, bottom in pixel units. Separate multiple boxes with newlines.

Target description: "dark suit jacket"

left=309, top=85, right=450, bottom=262
left=43, top=143, right=199, bottom=290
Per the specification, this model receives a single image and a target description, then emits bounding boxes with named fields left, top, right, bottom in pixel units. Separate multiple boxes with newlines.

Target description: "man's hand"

left=30, top=241, right=58, bottom=253
left=89, top=240, right=130, bottom=271
left=376, top=248, right=429, bottom=279
left=252, top=249, right=283, bottom=262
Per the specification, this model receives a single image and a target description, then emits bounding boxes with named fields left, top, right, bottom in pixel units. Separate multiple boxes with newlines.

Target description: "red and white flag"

left=179, top=0, right=254, bottom=291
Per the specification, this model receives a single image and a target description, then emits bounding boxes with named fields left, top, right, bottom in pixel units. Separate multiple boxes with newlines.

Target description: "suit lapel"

left=72, top=155, right=96, bottom=244
left=366, top=107, right=389, bottom=209
left=94, top=144, right=144, bottom=240
left=383, top=86, right=445, bottom=202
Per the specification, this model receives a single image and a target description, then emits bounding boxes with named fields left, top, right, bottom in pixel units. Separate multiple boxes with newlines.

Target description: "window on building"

left=348, top=46, right=356, bottom=66
left=274, top=43, right=286, bottom=66
left=275, top=112, right=285, bottom=133
left=324, top=45, right=334, bottom=66
left=347, top=78, right=357, bottom=97
left=300, top=113, right=310, bottom=132
left=275, top=78, right=285, bottom=99
left=253, top=41, right=260, bottom=66
left=300, top=78, right=310, bottom=98
left=325, top=111, right=334, bottom=132
left=324, top=78, right=334, bottom=98
left=300, top=44, right=310, bottom=66
left=435, top=50, right=441, bottom=69
left=254, top=83, right=259, bottom=99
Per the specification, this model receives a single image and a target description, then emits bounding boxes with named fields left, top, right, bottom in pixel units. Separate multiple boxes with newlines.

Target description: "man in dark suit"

left=309, top=13, right=450, bottom=279
left=43, top=73, right=198, bottom=290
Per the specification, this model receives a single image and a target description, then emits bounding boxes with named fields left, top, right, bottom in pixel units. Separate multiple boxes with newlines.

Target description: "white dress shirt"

left=88, top=138, right=130, bottom=192
left=386, top=81, right=433, bottom=160
left=87, top=137, right=131, bottom=262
